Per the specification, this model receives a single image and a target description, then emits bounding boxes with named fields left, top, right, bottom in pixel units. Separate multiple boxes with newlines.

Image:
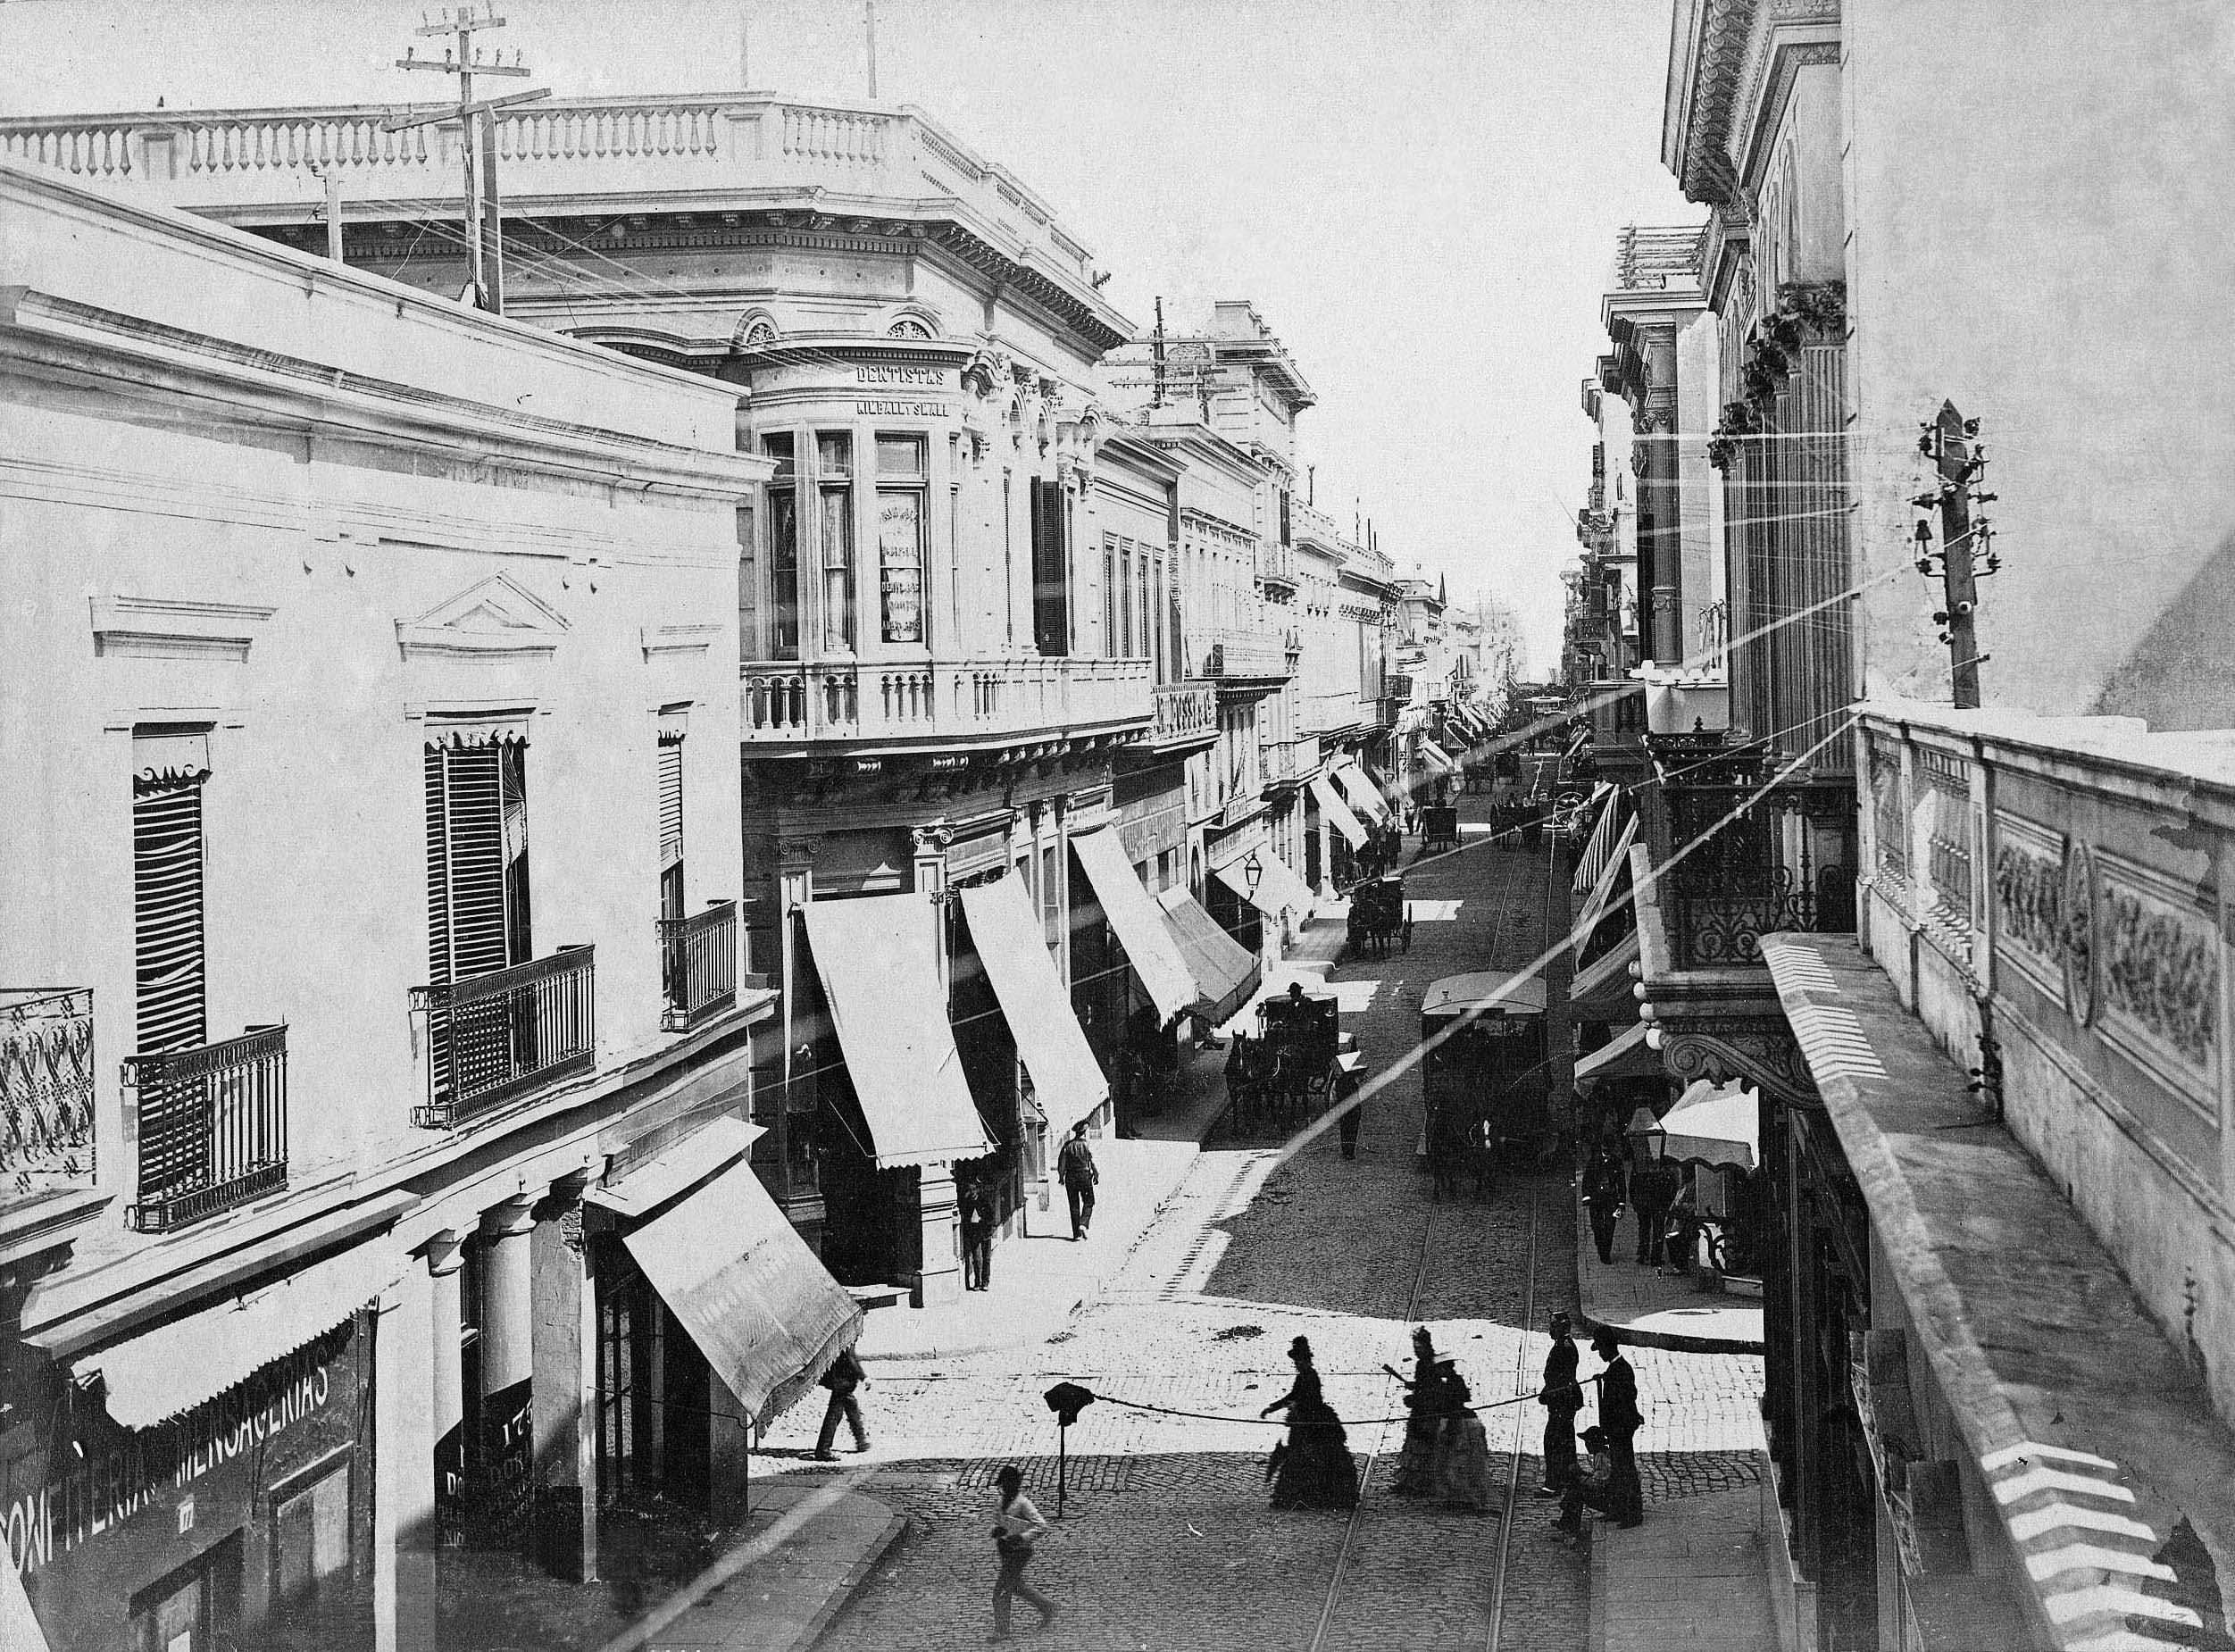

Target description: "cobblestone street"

left=760, top=803, right=1766, bottom=1652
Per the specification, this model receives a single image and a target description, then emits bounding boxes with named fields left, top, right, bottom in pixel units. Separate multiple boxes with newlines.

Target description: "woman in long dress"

left=1262, top=1336, right=1360, bottom=1509
left=1388, top=1328, right=1443, bottom=1496
left=1435, top=1364, right=1500, bottom=1515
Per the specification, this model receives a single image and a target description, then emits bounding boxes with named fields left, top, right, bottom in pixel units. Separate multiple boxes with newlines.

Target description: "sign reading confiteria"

left=4, top=1318, right=366, bottom=1639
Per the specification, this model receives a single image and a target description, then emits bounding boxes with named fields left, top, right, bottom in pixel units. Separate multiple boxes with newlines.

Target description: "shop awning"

left=1661, top=1080, right=1758, bottom=1171
left=1569, top=784, right=1623, bottom=897
left=1331, top=760, right=1391, bottom=826
left=1071, top=828, right=1199, bottom=1025
left=1568, top=929, right=1642, bottom=1023
left=1156, top=886, right=1259, bottom=1028
left=802, top=894, right=996, bottom=1167
left=619, top=1157, right=862, bottom=1423
left=1434, top=738, right=1472, bottom=768
left=1573, top=1019, right=1660, bottom=1092
left=1213, top=847, right=1314, bottom=920
left=1418, top=743, right=1457, bottom=777
left=1564, top=729, right=1590, bottom=763
left=1571, top=815, right=1638, bottom=966
left=959, top=876, right=1110, bottom=1138
left=79, top=1234, right=405, bottom=1430
left=1309, top=773, right=1370, bottom=848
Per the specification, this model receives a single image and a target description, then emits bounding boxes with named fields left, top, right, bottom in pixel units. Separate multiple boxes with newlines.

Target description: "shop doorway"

left=132, top=1532, right=242, bottom=1652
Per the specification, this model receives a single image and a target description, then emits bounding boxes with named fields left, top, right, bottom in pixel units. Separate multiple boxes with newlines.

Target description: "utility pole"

left=865, top=0, right=880, bottom=100
left=1151, top=296, right=1167, bottom=408
left=1914, top=400, right=1994, bottom=710
left=312, top=166, right=344, bottom=263
left=391, top=8, right=543, bottom=314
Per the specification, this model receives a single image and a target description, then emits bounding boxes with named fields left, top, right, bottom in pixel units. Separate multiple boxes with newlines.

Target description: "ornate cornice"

left=1657, top=1022, right=1821, bottom=1111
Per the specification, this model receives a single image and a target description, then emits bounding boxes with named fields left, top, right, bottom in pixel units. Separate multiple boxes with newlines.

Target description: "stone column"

left=373, top=1257, right=437, bottom=1652
left=426, top=1232, right=465, bottom=1519
left=530, top=1190, right=597, bottom=1582
left=480, top=1198, right=537, bottom=1399
left=911, top=1164, right=963, bottom=1307
left=912, top=824, right=953, bottom=993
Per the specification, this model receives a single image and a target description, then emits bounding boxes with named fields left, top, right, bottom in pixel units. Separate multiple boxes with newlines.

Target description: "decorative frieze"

left=2090, top=849, right=2219, bottom=1114
left=1990, top=812, right=2065, bottom=1002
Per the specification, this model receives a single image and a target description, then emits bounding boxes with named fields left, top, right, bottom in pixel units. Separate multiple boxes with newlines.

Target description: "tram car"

left=1418, top=971, right=1552, bottom=1200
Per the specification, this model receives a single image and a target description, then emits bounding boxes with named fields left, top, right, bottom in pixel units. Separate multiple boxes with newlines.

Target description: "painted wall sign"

left=855, top=365, right=948, bottom=388
left=855, top=399, right=949, bottom=418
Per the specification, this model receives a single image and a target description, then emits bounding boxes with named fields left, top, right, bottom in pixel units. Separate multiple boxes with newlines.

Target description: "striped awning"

left=1570, top=784, right=1623, bottom=896
left=1572, top=815, right=1638, bottom=968
left=1331, top=760, right=1391, bottom=826
left=1310, top=773, right=1369, bottom=848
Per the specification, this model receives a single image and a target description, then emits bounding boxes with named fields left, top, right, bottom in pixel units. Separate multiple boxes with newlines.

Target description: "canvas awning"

left=1573, top=1019, right=1661, bottom=1091
left=1309, top=773, right=1369, bottom=848
left=1568, top=930, right=1642, bottom=1023
left=802, top=893, right=996, bottom=1167
left=1213, top=847, right=1313, bottom=919
left=79, top=1234, right=405, bottom=1430
left=1570, top=784, right=1622, bottom=896
left=1571, top=814, right=1639, bottom=967
left=617, top=1156, right=862, bottom=1423
left=1156, top=886, right=1259, bottom=1027
left=1331, top=760, right=1391, bottom=826
left=1564, top=729, right=1589, bottom=763
left=1071, top=828, right=1199, bottom=1025
left=1418, top=743, right=1457, bottom=776
left=1660, top=1080, right=1758, bottom=1171
left=960, top=876, right=1110, bottom=1138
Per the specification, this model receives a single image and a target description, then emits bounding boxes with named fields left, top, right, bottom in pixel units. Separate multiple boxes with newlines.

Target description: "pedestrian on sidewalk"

left=1535, top=1311, right=1583, bottom=1498
left=1551, top=1426, right=1619, bottom=1542
left=1582, top=1136, right=1625, bottom=1265
left=1057, top=1121, right=1098, bottom=1241
left=813, top=1346, right=871, bottom=1460
left=1589, top=1330, right=1645, bottom=1527
left=988, top=1464, right=1057, bottom=1642
left=1630, top=1155, right=1679, bottom=1268
left=960, top=1178, right=995, bottom=1292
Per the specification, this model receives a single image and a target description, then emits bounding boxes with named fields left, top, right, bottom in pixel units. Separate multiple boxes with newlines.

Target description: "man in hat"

left=1551, top=1426, right=1617, bottom=1541
left=1591, top=1328, right=1645, bottom=1527
left=1535, top=1311, right=1583, bottom=1498
left=1056, top=1120, right=1098, bottom=1241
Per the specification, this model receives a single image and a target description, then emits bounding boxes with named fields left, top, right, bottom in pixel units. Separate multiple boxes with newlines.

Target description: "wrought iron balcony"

left=123, top=1024, right=287, bottom=1231
left=412, top=947, right=596, bottom=1129
left=660, top=901, right=738, bottom=1032
left=1656, top=739, right=1857, bottom=968
left=1204, top=634, right=1294, bottom=682
left=2, top=988, right=96, bottom=1203
left=1150, top=681, right=1218, bottom=750
left=742, top=656, right=1150, bottom=748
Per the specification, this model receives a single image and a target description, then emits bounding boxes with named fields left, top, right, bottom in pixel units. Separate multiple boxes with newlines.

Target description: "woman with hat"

left=1261, top=1335, right=1359, bottom=1509
left=1386, top=1326, right=1445, bottom=1496
left=1434, top=1364, right=1499, bottom=1515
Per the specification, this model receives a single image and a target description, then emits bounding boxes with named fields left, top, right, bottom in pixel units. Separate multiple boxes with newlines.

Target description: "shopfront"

left=6, top=1304, right=375, bottom=1652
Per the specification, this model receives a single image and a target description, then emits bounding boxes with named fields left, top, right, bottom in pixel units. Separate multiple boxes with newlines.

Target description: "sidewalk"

left=1577, top=1192, right=1764, bottom=1354
left=639, top=1481, right=908, bottom=1652
left=1588, top=1482, right=1775, bottom=1652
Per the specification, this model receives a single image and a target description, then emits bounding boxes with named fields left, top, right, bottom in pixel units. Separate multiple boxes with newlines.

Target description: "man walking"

left=1590, top=1329, right=1644, bottom=1527
left=960, top=1178, right=994, bottom=1292
left=1582, top=1138, right=1625, bottom=1265
left=988, top=1464, right=1057, bottom=1641
left=1535, top=1311, right=1582, bottom=1498
left=1057, top=1120, right=1098, bottom=1241
left=1630, top=1155, right=1678, bottom=1268
left=813, top=1345, right=871, bottom=1461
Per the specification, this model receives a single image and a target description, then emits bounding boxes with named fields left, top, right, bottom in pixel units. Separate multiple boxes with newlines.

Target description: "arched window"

left=734, top=311, right=780, bottom=349
left=888, top=317, right=932, bottom=340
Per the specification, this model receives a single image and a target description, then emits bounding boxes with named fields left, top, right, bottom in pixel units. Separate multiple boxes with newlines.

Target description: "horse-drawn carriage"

left=1345, top=873, right=1409, bottom=959
left=1421, top=805, right=1462, bottom=854
left=1418, top=971, right=1553, bottom=1201
left=1227, top=983, right=1340, bottom=1135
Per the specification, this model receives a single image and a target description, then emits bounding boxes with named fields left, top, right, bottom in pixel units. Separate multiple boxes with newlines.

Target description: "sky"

left=0, top=0, right=1697, bottom=674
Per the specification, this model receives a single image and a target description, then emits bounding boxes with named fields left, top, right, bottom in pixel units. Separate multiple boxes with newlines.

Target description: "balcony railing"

left=124, top=1024, right=288, bottom=1231
left=1204, top=635, right=1294, bottom=681
left=412, top=947, right=596, bottom=1129
left=660, top=901, right=738, bottom=1031
left=2, top=988, right=96, bottom=1201
left=1387, top=673, right=1416, bottom=703
left=741, top=656, right=1151, bottom=746
left=1263, top=735, right=1322, bottom=788
left=1657, top=739, right=1857, bottom=968
left=1151, top=681, right=1218, bottom=748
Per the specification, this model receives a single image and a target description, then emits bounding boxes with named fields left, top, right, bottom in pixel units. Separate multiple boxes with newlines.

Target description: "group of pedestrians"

left=1581, top=1123, right=1688, bottom=1272
left=1534, top=1312, right=1645, bottom=1540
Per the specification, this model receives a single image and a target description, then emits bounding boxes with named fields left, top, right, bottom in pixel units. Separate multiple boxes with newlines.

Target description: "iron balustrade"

left=1, top=988, right=96, bottom=1199
left=412, top=947, right=596, bottom=1129
left=123, top=1023, right=287, bottom=1231
left=659, top=901, right=738, bottom=1031
left=1659, top=743, right=1858, bottom=967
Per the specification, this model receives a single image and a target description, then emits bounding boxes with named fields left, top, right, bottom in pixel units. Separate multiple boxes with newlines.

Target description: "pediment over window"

left=92, top=595, right=276, bottom=662
left=396, top=574, right=570, bottom=662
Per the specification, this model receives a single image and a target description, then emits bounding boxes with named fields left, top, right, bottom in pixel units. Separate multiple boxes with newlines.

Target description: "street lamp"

left=1243, top=849, right=1263, bottom=898
left=1625, top=1103, right=1666, bottom=1170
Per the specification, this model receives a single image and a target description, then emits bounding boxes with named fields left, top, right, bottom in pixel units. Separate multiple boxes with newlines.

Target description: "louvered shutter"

left=1031, top=477, right=1070, bottom=657
left=133, top=778, right=207, bottom=1054
left=426, top=738, right=531, bottom=1106
left=657, top=735, right=685, bottom=921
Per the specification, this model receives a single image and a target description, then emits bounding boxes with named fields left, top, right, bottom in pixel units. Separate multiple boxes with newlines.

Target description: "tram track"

left=1305, top=839, right=1554, bottom=1652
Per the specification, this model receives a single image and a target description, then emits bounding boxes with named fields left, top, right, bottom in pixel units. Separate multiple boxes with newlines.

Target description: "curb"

left=1572, top=1186, right=1767, bottom=1356
left=783, top=1504, right=910, bottom=1652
